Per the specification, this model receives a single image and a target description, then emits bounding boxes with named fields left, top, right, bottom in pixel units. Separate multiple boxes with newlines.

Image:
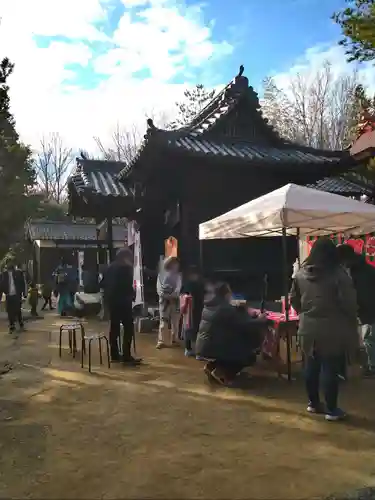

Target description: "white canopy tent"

left=199, top=183, right=375, bottom=240
left=199, top=183, right=375, bottom=381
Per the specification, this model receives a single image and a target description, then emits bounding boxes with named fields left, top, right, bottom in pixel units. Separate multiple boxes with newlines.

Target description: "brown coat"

left=290, top=264, right=358, bottom=357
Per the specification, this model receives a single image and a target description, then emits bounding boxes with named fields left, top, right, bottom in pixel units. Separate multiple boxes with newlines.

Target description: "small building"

left=25, top=220, right=127, bottom=285
left=68, top=66, right=374, bottom=299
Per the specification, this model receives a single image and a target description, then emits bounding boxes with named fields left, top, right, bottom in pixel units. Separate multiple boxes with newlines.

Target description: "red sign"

left=307, top=234, right=375, bottom=268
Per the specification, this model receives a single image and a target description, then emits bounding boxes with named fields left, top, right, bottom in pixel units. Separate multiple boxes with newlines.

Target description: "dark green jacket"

left=291, top=264, right=358, bottom=356
left=195, top=297, right=266, bottom=363
left=348, top=257, right=375, bottom=325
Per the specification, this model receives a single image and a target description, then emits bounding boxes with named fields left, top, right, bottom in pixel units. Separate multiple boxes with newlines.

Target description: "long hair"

left=305, top=237, right=339, bottom=268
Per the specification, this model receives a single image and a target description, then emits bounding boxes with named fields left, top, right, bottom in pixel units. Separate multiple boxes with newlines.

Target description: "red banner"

left=307, top=234, right=375, bottom=268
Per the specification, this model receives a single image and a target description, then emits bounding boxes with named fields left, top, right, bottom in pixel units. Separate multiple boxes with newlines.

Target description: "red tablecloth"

left=249, top=308, right=299, bottom=360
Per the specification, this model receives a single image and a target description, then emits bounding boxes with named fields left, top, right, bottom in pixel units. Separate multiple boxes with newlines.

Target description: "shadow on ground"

left=0, top=315, right=375, bottom=499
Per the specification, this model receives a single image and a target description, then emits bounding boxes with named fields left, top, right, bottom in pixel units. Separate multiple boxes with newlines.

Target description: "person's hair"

left=305, top=237, right=339, bottom=268
left=164, top=256, right=179, bottom=271
left=337, top=244, right=356, bottom=263
left=186, top=265, right=200, bottom=277
left=213, top=281, right=232, bottom=298
left=116, top=247, right=133, bottom=262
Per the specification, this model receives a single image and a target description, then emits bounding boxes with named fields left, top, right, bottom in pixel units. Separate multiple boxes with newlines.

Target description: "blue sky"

left=0, top=0, right=370, bottom=151
left=33, top=0, right=348, bottom=90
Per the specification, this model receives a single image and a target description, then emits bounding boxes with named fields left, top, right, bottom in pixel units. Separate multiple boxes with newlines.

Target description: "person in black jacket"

left=0, top=260, right=27, bottom=333
left=195, top=282, right=267, bottom=385
left=337, top=244, right=375, bottom=377
left=181, top=266, right=205, bottom=357
left=102, top=248, right=141, bottom=365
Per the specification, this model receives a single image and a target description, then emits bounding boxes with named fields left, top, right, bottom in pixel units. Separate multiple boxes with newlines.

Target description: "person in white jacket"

left=156, top=257, right=182, bottom=348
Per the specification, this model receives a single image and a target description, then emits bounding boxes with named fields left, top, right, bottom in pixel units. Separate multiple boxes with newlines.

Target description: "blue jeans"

left=361, top=323, right=375, bottom=370
left=305, top=353, right=341, bottom=412
left=58, top=292, right=72, bottom=315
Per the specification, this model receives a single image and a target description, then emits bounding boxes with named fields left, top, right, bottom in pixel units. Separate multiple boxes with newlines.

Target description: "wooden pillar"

left=180, top=201, right=199, bottom=268
left=107, top=217, right=114, bottom=262
left=32, top=242, right=38, bottom=284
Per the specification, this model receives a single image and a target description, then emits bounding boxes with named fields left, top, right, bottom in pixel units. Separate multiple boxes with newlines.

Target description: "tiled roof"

left=179, top=65, right=279, bottom=141
left=119, top=66, right=358, bottom=179
left=171, top=134, right=346, bottom=164
left=351, top=129, right=375, bottom=158
left=26, top=220, right=126, bottom=241
left=70, top=159, right=133, bottom=198
left=309, top=176, right=374, bottom=196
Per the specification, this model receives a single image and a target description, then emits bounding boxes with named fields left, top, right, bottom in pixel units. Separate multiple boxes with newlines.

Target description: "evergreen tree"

left=168, top=84, right=216, bottom=129
left=333, top=0, right=375, bottom=63
left=0, top=58, right=36, bottom=259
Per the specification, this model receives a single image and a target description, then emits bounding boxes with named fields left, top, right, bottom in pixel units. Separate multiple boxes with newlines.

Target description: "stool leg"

left=80, top=324, right=86, bottom=354
left=72, top=329, right=77, bottom=359
left=59, top=326, right=63, bottom=358
left=81, top=335, right=85, bottom=369
left=88, top=339, right=92, bottom=373
left=99, top=337, right=103, bottom=365
left=68, top=330, right=73, bottom=353
left=104, top=336, right=110, bottom=368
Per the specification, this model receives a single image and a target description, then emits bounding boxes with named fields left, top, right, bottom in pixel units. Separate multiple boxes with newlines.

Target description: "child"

left=41, top=281, right=54, bottom=310
left=28, top=282, right=39, bottom=317
left=180, top=266, right=205, bottom=357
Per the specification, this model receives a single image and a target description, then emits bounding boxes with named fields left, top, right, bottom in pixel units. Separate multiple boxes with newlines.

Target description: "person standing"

left=156, top=257, right=182, bottom=349
left=41, top=280, right=54, bottom=311
left=0, top=260, right=27, bottom=333
left=53, top=258, right=72, bottom=316
left=291, top=238, right=358, bottom=421
left=181, top=266, right=205, bottom=357
left=337, top=243, right=375, bottom=377
left=102, top=248, right=141, bottom=365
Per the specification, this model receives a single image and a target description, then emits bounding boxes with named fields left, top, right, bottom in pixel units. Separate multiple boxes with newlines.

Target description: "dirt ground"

left=0, top=313, right=375, bottom=499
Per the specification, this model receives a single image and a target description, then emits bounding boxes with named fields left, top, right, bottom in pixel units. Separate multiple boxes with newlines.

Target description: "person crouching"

left=195, top=282, right=267, bottom=385
left=156, top=257, right=182, bottom=349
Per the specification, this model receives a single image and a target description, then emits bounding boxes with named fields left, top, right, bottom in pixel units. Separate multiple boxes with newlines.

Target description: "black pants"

left=41, top=296, right=53, bottom=310
left=305, top=353, right=341, bottom=412
left=338, top=353, right=347, bottom=379
left=6, top=295, right=23, bottom=330
left=109, top=301, right=134, bottom=360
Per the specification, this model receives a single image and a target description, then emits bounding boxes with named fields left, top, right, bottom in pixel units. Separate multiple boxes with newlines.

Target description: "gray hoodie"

left=156, top=257, right=182, bottom=300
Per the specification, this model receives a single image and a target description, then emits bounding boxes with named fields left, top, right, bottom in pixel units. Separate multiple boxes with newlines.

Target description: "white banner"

left=127, top=220, right=136, bottom=247
left=133, top=230, right=144, bottom=307
left=77, top=251, right=84, bottom=287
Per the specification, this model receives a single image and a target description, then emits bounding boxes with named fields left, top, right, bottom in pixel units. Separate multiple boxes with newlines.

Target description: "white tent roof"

left=199, top=183, right=375, bottom=240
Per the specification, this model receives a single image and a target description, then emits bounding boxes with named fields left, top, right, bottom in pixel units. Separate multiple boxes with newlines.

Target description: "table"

left=252, top=309, right=300, bottom=379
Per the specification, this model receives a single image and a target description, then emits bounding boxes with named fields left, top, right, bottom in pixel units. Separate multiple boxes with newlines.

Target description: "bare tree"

left=94, top=123, right=140, bottom=163
left=262, top=61, right=360, bottom=150
left=34, top=132, right=73, bottom=203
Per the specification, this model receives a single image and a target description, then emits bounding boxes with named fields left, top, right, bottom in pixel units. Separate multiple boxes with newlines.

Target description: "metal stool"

left=59, top=322, right=86, bottom=358
left=81, top=333, right=110, bottom=373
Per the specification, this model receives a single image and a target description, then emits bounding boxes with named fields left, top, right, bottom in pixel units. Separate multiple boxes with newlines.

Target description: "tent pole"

left=199, top=240, right=203, bottom=270
left=296, top=228, right=301, bottom=266
left=282, top=227, right=292, bottom=381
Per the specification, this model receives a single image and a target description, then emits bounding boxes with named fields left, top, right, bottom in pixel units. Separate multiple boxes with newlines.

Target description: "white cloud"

left=271, top=43, right=375, bottom=95
left=0, top=0, right=232, bottom=153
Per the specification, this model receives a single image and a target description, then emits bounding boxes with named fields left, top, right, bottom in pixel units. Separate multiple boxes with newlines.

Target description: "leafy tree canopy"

left=168, top=84, right=216, bottom=129
left=0, top=58, right=36, bottom=259
left=333, top=0, right=375, bottom=62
